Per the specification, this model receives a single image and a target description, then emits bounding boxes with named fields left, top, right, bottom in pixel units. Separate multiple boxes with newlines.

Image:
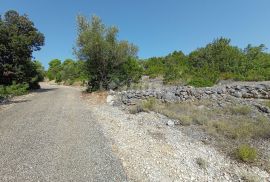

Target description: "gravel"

left=88, top=102, right=270, bottom=181
left=0, top=83, right=126, bottom=181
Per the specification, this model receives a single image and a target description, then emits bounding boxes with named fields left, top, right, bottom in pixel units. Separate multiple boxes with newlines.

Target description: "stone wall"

left=116, top=83, right=270, bottom=105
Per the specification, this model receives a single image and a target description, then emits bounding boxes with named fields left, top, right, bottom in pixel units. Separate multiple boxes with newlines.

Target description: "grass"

left=235, top=144, right=257, bottom=162
left=228, top=105, right=251, bottom=115
left=265, top=101, right=270, bottom=108
left=131, top=98, right=270, bottom=168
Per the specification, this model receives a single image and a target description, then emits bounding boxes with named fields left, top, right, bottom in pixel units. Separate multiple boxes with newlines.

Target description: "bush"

left=0, top=83, right=29, bottom=97
left=143, top=38, right=270, bottom=87
left=188, top=77, right=216, bottom=87
left=235, top=145, right=257, bottom=162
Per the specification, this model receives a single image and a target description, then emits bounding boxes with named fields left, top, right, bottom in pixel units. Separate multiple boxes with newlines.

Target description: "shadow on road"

left=0, top=99, right=30, bottom=106
left=34, top=88, right=58, bottom=93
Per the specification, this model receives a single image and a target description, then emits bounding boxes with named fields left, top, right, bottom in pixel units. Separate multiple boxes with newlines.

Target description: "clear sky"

left=1, top=0, right=270, bottom=69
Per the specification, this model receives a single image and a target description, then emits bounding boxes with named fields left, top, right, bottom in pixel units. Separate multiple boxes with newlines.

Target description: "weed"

left=235, top=145, right=257, bottom=162
left=196, top=157, right=208, bottom=169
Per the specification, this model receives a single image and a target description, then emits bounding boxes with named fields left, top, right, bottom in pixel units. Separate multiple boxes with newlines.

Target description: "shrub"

left=235, top=145, right=257, bottom=162
left=0, top=83, right=29, bottom=97
left=188, top=77, right=215, bottom=87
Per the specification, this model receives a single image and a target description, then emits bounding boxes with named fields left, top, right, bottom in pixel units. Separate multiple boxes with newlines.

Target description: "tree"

left=47, top=59, right=62, bottom=81
left=0, top=10, right=45, bottom=88
left=75, top=15, right=141, bottom=91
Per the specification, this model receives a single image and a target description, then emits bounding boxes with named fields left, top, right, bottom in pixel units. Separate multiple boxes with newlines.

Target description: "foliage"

left=75, top=15, right=142, bottom=91
left=47, top=59, right=88, bottom=84
left=142, top=37, right=270, bottom=87
left=0, top=82, right=29, bottom=97
left=235, top=145, right=257, bottom=162
left=47, top=59, right=62, bottom=81
left=0, top=10, right=45, bottom=89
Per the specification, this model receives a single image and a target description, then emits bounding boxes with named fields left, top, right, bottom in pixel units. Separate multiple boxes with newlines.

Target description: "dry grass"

left=82, top=91, right=108, bottom=105
left=227, top=105, right=251, bottom=115
left=265, top=101, right=270, bottom=108
left=132, top=98, right=270, bottom=169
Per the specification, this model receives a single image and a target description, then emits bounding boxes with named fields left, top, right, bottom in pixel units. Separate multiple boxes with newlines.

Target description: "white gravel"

left=89, top=103, right=270, bottom=182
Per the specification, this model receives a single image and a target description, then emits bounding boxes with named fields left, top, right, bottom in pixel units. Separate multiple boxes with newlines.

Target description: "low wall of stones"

left=116, top=83, right=270, bottom=105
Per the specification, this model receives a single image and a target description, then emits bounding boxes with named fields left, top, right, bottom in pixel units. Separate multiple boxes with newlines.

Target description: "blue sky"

left=1, top=0, right=270, bottom=69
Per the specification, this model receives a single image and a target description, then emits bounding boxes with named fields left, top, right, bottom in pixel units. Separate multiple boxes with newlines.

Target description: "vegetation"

left=235, top=145, right=257, bottom=162
left=130, top=98, right=270, bottom=168
left=0, top=10, right=45, bottom=89
left=47, top=59, right=87, bottom=85
left=75, top=15, right=142, bottom=91
left=142, top=38, right=270, bottom=87
left=196, top=157, right=208, bottom=170
left=0, top=83, right=29, bottom=98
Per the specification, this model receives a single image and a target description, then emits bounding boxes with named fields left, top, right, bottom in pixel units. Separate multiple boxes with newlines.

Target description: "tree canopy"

left=75, top=15, right=142, bottom=91
left=0, top=10, right=45, bottom=88
left=143, top=37, right=270, bottom=87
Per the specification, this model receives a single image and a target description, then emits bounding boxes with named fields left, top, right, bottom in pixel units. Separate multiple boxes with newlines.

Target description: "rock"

left=197, top=105, right=205, bottom=110
left=166, top=120, right=175, bottom=126
left=231, top=91, right=242, bottom=98
left=255, top=104, right=270, bottom=113
left=106, top=95, right=115, bottom=105
left=116, top=83, right=270, bottom=105
left=109, top=89, right=115, bottom=95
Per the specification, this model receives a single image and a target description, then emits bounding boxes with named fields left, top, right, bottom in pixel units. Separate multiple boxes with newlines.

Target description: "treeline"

left=0, top=10, right=45, bottom=97
left=142, top=38, right=270, bottom=87
left=1, top=10, right=270, bottom=95
left=46, top=59, right=87, bottom=85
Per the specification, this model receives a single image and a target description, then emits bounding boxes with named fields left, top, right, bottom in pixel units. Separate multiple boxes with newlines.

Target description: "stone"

left=106, top=95, right=115, bottom=105
left=231, top=92, right=242, bottom=98
left=166, top=120, right=175, bottom=126
left=256, top=105, right=270, bottom=113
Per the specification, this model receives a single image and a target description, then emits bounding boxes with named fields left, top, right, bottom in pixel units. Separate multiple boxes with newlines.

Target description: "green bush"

left=0, top=83, right=29, bottom=97
left=143, top=38, right=270, bottom=87
left=188, top=77, right=216, bottom=87
left=235, top=145, right=257, bottom=162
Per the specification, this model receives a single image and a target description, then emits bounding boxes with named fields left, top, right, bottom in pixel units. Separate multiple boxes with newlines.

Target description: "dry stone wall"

left=116, top=83, right=270, bottom=105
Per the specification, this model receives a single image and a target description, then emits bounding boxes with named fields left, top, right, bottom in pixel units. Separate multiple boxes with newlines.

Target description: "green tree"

left=75, top=15, right=141, bottom=91
left=0, top=10, right=45, bottom=88
left=47, top=59, right=62, bottom=81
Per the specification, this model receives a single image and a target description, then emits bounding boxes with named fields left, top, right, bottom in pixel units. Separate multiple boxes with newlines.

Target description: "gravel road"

left=0, top=83, right=127, bottom=182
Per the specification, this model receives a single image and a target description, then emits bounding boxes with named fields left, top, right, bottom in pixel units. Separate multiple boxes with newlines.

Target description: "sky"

left=1, top=0, right=270, bottom=69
